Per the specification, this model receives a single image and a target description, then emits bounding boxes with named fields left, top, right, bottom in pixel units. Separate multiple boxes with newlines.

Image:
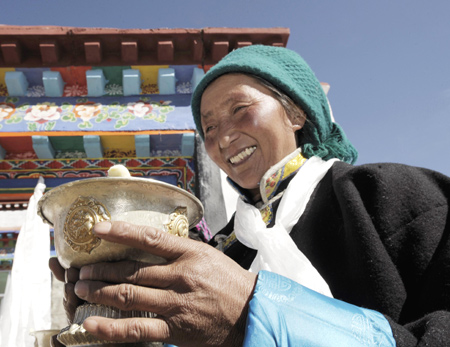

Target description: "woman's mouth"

left=229, top=146, right=256, bottom=164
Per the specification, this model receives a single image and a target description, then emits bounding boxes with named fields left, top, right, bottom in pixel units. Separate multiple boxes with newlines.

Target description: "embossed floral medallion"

left=63, top=196, right=110, bottom=253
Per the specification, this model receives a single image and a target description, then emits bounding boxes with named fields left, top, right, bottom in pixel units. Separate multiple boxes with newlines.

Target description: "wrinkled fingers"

left=83, top=316, right=170, bottom=344
left=64, top=282, right=84, bottom=323
left=79, top=260, right=177, bottom=289
left=74, top=280, right=173, bottom=313
left=93, top=221, right=197, bottom=260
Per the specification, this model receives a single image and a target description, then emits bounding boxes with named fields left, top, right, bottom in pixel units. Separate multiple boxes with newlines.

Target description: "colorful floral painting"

left=73, top=101, right=102, bottom=121
left=26, top=85, right=45, bottom=97
left=105, top=84, right=123, bottom=96
left=127, top=101, right=153, bottom=118
left=24, top=102, right=61, bottom=131
left=0, top=94, right=194, bottom=133
left=64, top=84, right=87, bottom=97
left=141, top=84, right=159, bottom=94
left=0, top=85, right=8, bottom=97
left=0, top=66, right=200, bottom=100
left=176, top=81, right=192, bottom=94
left=0, top=102, right=15, bottom=121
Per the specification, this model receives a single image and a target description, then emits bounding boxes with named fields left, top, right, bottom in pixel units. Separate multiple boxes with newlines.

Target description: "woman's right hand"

left=72, top=221, right=257, bottom=347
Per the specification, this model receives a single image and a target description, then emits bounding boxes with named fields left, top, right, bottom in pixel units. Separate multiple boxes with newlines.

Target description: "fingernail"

left=74, top=281, right=88, bottom=299
left=93, top=221, right=111, bottom=235
left=83, top=317, right=98, bottom=333
left=79, top=266, right=91, bottom=280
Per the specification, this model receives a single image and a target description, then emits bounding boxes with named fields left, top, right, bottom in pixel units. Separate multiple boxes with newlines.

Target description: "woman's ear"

left=292, top=114, right=306, bottom=131
left=292, top=123, right=303, bottom=131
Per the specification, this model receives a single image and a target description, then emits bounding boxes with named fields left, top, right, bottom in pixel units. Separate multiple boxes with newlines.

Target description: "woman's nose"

left=219, top=135, right=232, bottom=149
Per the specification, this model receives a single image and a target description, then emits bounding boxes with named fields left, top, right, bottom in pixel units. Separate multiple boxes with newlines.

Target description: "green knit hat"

left=191, top=45, right=358, bottom=164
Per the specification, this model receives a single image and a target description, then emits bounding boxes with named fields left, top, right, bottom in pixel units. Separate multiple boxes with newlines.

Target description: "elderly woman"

left=51, top=45, right=450, bottom=346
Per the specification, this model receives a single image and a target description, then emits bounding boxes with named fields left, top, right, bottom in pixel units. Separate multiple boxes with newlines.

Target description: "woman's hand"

left=48, top=257, right=86, bottom=347
left=48, top=257, right=85, bottom=325
left=74, top=221, right=257, bottom=347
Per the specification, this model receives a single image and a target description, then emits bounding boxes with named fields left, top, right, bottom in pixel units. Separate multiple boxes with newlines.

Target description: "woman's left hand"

left=74, top=220, right=257, bottom=347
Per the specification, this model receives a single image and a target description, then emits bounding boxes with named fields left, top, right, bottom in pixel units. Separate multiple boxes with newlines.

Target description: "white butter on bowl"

left=107, top=164, right=131, bottom=177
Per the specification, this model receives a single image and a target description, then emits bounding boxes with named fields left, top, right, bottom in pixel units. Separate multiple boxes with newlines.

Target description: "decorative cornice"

left=0, top=26, right=289, bottom=67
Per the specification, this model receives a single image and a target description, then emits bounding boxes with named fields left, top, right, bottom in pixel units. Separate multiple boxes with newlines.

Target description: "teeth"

left=229, top=146, right=256, bottom=164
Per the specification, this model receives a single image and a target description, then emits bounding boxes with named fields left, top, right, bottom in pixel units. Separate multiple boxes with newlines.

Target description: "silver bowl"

left=38, top=176, right=203, bottom=269
left=38, top=176, right=203, bottom=346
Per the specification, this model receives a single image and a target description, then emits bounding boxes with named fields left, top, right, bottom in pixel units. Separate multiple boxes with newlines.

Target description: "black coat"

left=217, top=162, right=450, bottom=346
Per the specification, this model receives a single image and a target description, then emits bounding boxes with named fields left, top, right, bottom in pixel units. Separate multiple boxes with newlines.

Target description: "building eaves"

left=0, top=26, right=290, bottom=68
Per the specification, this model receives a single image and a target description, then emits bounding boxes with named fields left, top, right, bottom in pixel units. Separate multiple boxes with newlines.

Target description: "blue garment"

left=243, top=271, right=395, bottom=346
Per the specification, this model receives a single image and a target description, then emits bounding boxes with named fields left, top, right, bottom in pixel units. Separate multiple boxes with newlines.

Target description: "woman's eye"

left=205, top=125, right=215, bottom=133
left=233, top=105, right=247, bottom=114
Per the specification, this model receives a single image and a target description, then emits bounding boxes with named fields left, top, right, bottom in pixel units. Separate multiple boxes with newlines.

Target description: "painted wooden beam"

left=236, top=41, right=252, bottom=49
left=191, top=67, right=204, bottom=92
left=4, top=71, right=28, bottom=96
left=32, top=136, right=55, bottom=159
left=123, top=69, right=141, bottom=96
left=43, top=71, right=64, bottom=97
left=158, top=41, right=174, bottom=62
left=86, top=70, right=107, bottom=97
left=211, top=41, right=229, bottom=62
left=134, top=134, right=150, bottom=158
left=158, top=68, right=176, bottom=95
left=39, top=42, right=59, bottom=64
left=84, top=41, right=102, bottom=64
left=121, top=41, right=138, bottom=64
left=83, top=135, right=103, bottom=158
left=181, top=133, right=195, bottom=157
left=1, top=42, right=22, bottom=64
left=191, top=39, right=203, bottom=62
left=0, top=144, right=6, bottom=160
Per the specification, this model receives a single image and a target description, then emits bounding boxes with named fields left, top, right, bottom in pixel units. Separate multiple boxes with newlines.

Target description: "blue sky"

left=1, top=0, right=449, bottom=175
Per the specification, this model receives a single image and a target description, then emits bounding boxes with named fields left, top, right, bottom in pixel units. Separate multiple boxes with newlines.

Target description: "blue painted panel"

left=150, top=133, right=182, bottom=154
left=16, top=68, right=49, bottom=86
left=135, top=134, right=150, bottom=157
left=0, top=95, right=195, bottom=133
left=5, top=71, right=29, bottom=96
left=43, top=71, right=65, bottom=97
left=181, top=132, right=195, bottom=156
left=32, top=136, right=55, bottom=159
left=170, top=65, right=195, bottom=83
left=158, top=68, right=176, bottom=95
left=123, top=69, right=141, bottom=96
left=191, top=67, right=205, bottom=91
left=86, top=70, right=108, bottom=97
left=83, top=135, right=103, bottom=158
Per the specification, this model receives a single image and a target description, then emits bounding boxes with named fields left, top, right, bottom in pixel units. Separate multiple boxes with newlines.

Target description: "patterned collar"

left=216, top=149, right=307, bottom=252
left=227, top=148, right=307, bottom=225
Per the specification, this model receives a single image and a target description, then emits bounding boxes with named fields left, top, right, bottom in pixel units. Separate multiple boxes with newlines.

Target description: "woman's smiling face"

left=200, top=73, right=303, bottom=198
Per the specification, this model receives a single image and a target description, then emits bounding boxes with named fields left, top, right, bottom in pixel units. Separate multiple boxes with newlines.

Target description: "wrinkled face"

left=200, top=74, right=304, bottom=198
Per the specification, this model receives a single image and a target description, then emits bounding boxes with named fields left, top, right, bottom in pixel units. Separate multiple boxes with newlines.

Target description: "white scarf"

left=234, top=156, right=338, bottom=297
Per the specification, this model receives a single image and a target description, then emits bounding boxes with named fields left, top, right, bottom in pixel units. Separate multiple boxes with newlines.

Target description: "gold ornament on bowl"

left=63, top=196, right=109, bottom=254
left=38, top=165, right=204, bottom=346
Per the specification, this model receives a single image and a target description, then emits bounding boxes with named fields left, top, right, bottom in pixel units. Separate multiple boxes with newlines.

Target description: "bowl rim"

left=37, top=176, right=204, bottom=228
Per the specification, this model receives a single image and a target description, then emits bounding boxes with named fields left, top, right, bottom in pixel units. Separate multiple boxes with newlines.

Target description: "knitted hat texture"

left=191, top=45, right=358, bottom=164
